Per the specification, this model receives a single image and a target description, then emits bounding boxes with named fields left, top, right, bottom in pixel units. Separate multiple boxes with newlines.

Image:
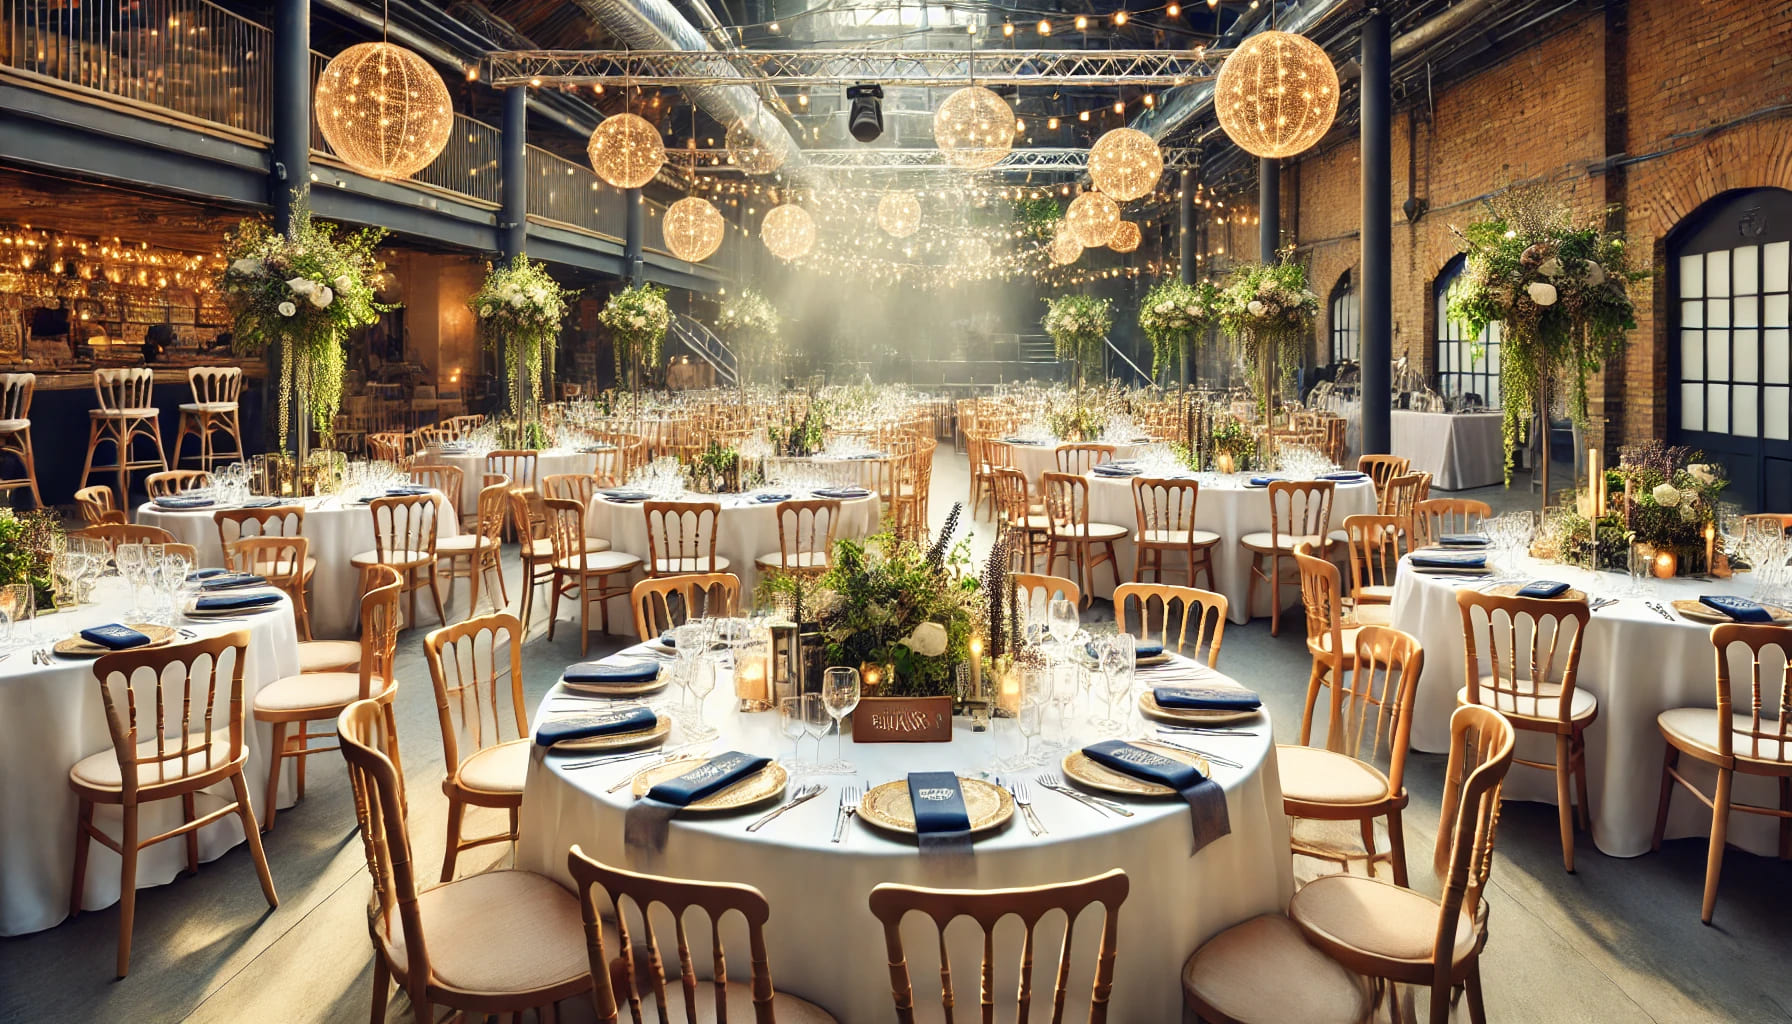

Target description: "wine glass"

left=1015, top=665, right=1049, bottom=768
left=778, top=694, right=810, bottom=772
left=1095, top=634, right=1136, bottom=733
left=51, top=551, right=81, bottom=609
left=800, top=692, right=831, bottom=769
left=115, top=544, right=144, bottom=617
left=0, top=583, right=28, bottom=649
left=820, top=666, right=861, bottom=773
left=684, top=653, right=718, bottom=741
left=1047, top=598, right=1078, bottom=664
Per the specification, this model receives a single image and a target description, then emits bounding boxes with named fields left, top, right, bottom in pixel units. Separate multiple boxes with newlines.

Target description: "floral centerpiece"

left=1216, top=256, right=1318, bottom=419
left=1447, top=186, right=1645, bottom=483
left=470, top=254, right=575, bottom=451
left=1139, top=279, right=1219, bottom=382
left=1207, top=416, right=1260, bottom=473
left=0, top=508, right=60, bottom=610
left=1042, top=293, right=1113, bottom=390
left=688, top=441, right=746, bottom=493
left=1611, top=441, right=1725, bottom=571
left=717, top=288, right=781, bottom=387
left=1045, top=393, right=1104, bottom=442
left=767, top=401, right=826, bottom=457
left=219, top=191, right=391, bottom=452
left=598, top=283, right=671, bottom=400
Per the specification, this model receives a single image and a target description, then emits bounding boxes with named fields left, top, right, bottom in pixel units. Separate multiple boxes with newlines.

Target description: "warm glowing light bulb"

left=1114, top=100, right=1125, bottom=113
left=768, top=20, right=780, bottom=31
left=1002, top=21, right=1014, bottom=36
left=1078, top=110, right=1090, bottom=122
left=1048, top=116, right=1060, bottom=129
left=1037, top=19, right=1051, bottom=34
left=1075, top=15, right=1088, bottom=29
left=1167, top=3, right=1180, bottom=16
left=1114, top=10, right=1128, bottom=25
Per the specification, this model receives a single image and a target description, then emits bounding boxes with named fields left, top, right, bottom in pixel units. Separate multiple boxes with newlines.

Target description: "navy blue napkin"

left=1439, top=533, right=1490, bottom=547
left=1093, top=464, right=1141, bottom=477
left=194, top=591, right=281, bottom=611
left=201, top=573, right=267, bottom=590
left=1517, top=580, right=1571, bottom=599
left=1700, top=595, right=1775, bottom=623
left=755, top=493, right=792, bottom=503
left=153, top=496, right=213, bottom=510
left=563, top=659, right=659, bottom=683
left=625, top=751, right=772, bottom=853
left=80, top=624, right=151, bottom=650
left=814, top=487, right=871, bottom=499
left=658, top=632, right=676, bottom=648
left=1153, top=686, right=1263, bottom=711
left=1246, top=476, right=1281, bottom=487
left=386, top=486, right=430, bottom=496
left=1319, top=471, right=1368, bottom=481
left=535, top=706, right=658, bottom=747
left=1086, top=640, right=1165, bottom=660
left=187, top=569, right=229, bottom=582
left=1082, top=739, right=1231, bottom=853
left=1410, top=551, right=1488, bottom=569
left=1003, top=438, right=1045, bottom=446
left=847, top=452, right=884, bottom=460
left=602, top=489, right=653, bottom=502
left=908, top=771, right=974, bottom=858
left=240, top=499, right=284, bottom=509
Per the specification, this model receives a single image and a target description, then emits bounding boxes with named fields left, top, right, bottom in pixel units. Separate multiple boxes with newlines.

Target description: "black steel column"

left=1259, top=157, right=1279, bottom=261
left=1179, top=168, right=1197, bottom=387
left=499, top=87, right=528, bottom=261
left=270, top=0, right=308, bottom=233
left=624, top=188, right=645, bottom=283
left=1360, top=7, right=1393, bottom=455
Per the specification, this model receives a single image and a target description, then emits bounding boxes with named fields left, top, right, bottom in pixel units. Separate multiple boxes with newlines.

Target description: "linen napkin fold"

left=1319, top=471, right=1367, bottom=481
left=153, top=496, right=213, bottom=510
left=754, top=493, right=792, bottom=503
left=186, top=569, right=229, bottom=581
left=1439, top=533, right=1490, bottom=547
left=201, top=573, right=267, bottom=590
left=813, top=487, right=871, bottom=499
left=1153, top=686, right=1263, bottom=711
left=1516, top=580, right=1571, bottom=599
left=562, top=660, right=660, bottom=684
left=1086, top=640, right=1164, bottom=660
left=240, top=499, right=284, bottom=509
left=1092, top=464, right=1141, bottom=477
left=1409, top=551, right=1488, bottom=569
left=1699, top=594, right=1775, bottom=623
left=658, top=631, right=676, bottom=648
left=534, top=706, right=658, bottom=747
left=601, top=489, right=653, bottom=503
left=1082, top=739, right=1230, bottom=854
left=1246, top=476, right=1281, bottom=487
left=194, top=591, right=281, bottom=611
left=80, top=624, right=151, bottom=650
left=905, top=771, right=974, bottom=862
left=625, top=751, right=771, bottom=853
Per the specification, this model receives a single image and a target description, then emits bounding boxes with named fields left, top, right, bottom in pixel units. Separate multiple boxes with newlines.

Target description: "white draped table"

left=138, top=492, right=458, bottom=638
left=0, top=580, right=299, bottom=935
left=428, top=447, right=600, bottom=511
left=1083, top=473, right=1379, bottom=621
left=1004, top=439, right=1147, bottom=489
left=1315, top=398, right=1503, bottom=491
left=1391, top=555, right=1785, bottom=857
left=517, top=648, right=1292, bottom=1022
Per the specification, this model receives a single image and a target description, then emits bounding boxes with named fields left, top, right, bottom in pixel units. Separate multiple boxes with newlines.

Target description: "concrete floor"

left=2, top=447, right=1788, bottom=1024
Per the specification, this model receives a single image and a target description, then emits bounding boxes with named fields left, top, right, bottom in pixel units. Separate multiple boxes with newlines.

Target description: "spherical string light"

left=956, top=237, right=993, bottom=266
left=725, top=118, right=785, bottom=174
left=1107, top=221, right=1142, bottom=253
left=662, top=196, right=726, bottom=262
left=761, top=204, right=816, bottom=260
left=1088, top=128, right=1163, bottom=202
left=1065, top=191, right=1121, bottom=247
left=933, top=86, right=1016, bottom=169
left=1049, top=225, right=1083, bottom=265
left=314, top=42, right=452, bottom=180
left=587, top=113, right=666, bottom=189
left=1214, top=29, right=1339, bottom=159
left=876, top=192, right=922, bottom=237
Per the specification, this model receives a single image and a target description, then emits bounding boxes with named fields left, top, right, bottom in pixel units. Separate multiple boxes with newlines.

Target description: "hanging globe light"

left=587, top=113, right=666, bottom=189
left=662, top=196, right=726, bottom=262
left=761, top=204, right=816, bottom=260
left=724, top=118, right=785, bottom=174
left=1214, top=30, right=1339, bottom=159
left=956, top=236, right=993, bottom=267
left=1065, top=191, right=1121, bottom=247
left=933, top=86, right=1016, bottom=169
left=1107, top=221, right=1142, bottom=254
left=314, top=42, right=453, bottom=180
left=876, top=192, right=922, bottom=238
left=1088, top=128, right=1164, bottom=202
left=1049, top=226, right=1083, bottom=265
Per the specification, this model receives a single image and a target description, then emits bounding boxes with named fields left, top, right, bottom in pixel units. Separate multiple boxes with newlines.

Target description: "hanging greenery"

left=598, top=283, right=671, bottom=383
left=1138, top=279, right=1220, bottom=381
left=1216, top=255, right=1318, bottom=414
left=1447, top=186, right=1645, bottom=483
left=1042, top=293, right=1113, bottom=389
left=717, top=287, right=782, bottom=385
left=1014, top=195, right=1064, bottom=241
left=470, top=254, right=575, bottom=450
left=219, top=190, right=390, bottom=447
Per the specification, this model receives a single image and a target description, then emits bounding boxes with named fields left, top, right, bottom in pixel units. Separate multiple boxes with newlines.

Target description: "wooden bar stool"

left=173, top=367, right=245, bottom=470
left=0, top=373, right=44, bottom=508
left=81, top=368, right=169, bottom=505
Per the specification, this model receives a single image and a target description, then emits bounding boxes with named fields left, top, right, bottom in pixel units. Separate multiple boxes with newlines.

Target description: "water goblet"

left=820, top=666, right=862, bottom=773
left=0, top=583, right=28, bottom=648
left=1015, top=666, right=1049, bottom=768
left=800, top=691, right=831, bottom=768
left=115, top=543, right=144, bottom=617
left=778, top=695, right=810, bottom=772
left=1095, top=634, right=1135, bottom=733
left=1047, top=597, right=1078, bottom=654
left=684, top=653, right=719, bottom=742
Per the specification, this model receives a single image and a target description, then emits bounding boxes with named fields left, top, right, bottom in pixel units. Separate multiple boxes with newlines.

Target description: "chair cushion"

left=1356, top=584, right=1395, bottom=603
left=1008, top=514, right=1051, bottom=530
left=456, top=739, right=531, bottom=795
left=69, top=733, right=237, bottom=790
left=1277, top=745, right=1393, bottom=806
left=1182, top=914, right=1370, bottom=1024
left=755, top=551, right=830, bottom=570
left=1138, top=528, right=1222, bottom=547
left=1054, top=522, right=1128, bottom=541
left=91, top=407, right=158, bottom=419
left=1352, top=603, right=1395, bottom=627
left=553, top=551, right=643, bottom=573
left=349, top=549, right=435, bottom=567
left=1240, top=531, right=1324, bottom=553
left=383, top=870, right=592, bottom=998
left=651, top=556, right=732, bottom=574
left=1658, top=707, right=1792, bottom=767
left=0, top=418, right=28, bottom=432
left=253, top=671, right=384, bottom=714
left=297, top=640, right=362, bottom=673
left=1311, top=627, right=1363, bottom=658
left=434, top=534, right=496, bottom=555
left=1290, top=874, right=1476, bottom=970
left=179, top=402, right=238, bottom=413
left=247, top=555, right=316, bottom=579
left=632, top=981, right=837, bottom=1024
left=1458, top=677, right=1597, bottom=723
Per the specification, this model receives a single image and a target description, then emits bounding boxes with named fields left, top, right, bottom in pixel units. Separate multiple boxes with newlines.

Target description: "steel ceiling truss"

left=486, top=48, right=1222, bottom=88
left=666, top=146, right=1197, bottom=172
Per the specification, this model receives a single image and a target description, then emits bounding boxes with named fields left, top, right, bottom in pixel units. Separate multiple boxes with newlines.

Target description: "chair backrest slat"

left=630, top=573, right=742, bottom=641
left=1456, top=590, right=1590, bottom=725
left=424, top=612, right=527, bottom=773
left=1711, top=623, right=1792, bottom=763
left=645, top=501, right=723, bottom=575
left=1113, top=582, right=1227, bottom=666
left=92, top=631, right=251, bottom=798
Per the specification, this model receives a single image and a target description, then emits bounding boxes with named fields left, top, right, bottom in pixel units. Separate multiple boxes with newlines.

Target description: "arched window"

left=1329, top=272, right=1358, bottom=364
left=1669, top=187, right=1792, bottom=511
left=1434, top=255, right=1502, bottom=406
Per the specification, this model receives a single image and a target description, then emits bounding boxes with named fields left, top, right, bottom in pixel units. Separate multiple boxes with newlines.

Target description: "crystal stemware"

left=819, top=666, right=861, bottom=774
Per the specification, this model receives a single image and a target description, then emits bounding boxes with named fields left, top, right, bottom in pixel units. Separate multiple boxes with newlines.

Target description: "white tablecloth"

left=0, top=580, right=299, bottom=935
left=429, top=447, right=601, bottom=512
left=1082, top=474, right=1379, bottom=621
left=138, top=493, right=459, bottom=638
left=1390, top=411, right=1504, bottom=491
left=517, top=649, right=1292, bottom=1022
left=1005, top=440, right=1146, bottom=489
left=1390, top=555, right=1784, bottom=857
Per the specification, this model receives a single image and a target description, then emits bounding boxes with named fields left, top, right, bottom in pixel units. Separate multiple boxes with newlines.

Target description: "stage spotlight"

left=847, top=84, right=885, bottom=143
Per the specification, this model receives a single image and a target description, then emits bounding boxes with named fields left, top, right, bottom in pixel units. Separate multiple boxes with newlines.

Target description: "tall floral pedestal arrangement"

left=599, top=283, right=671, bottom=416
left=1447, top=186, right=1644, bottom=496
left=1139, top=279, right=1219, bottom=387
left=472, top=255, right=574, bottom=450
left=1217, top=256, right=1317, bottom=462
left=1043, top=294, right=1113, bottom=393
left=717, top=287, right=782, bottom=393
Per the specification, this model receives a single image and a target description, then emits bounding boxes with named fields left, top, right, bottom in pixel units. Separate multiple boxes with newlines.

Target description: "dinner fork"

left=831, top=784, right=861, bottom=844
left=1148, top=735, right=1244, bottom=769
left=1009, top=778, right=1048, bottom=836
left=1036, top=772, right=1133, bottom=817
left=746, top=782, right=823, bottom=832
left=606, top=751, right=703, bottom=794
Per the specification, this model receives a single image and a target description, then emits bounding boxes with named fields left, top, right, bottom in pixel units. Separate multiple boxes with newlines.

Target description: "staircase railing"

left=1103, top=337, right=1154, bottom=388
left=670, top=314, right=737, bottom=386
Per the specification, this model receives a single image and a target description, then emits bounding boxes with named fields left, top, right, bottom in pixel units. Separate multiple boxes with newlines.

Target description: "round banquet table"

left=584, top=489, right=881, bottom=618
left=0, top=579, right=300, bottom=935
left=1083, top=472, right=1379, bottom=619
left=1391, top=554, right=1786, bottom=857
left=428, top=447, right=600, bottom=511
left=1004, top=439, right=1147, bottom=489
left=516, top=647, right=1292, bottom=1022
left=138, top=492, right=459, bottom=639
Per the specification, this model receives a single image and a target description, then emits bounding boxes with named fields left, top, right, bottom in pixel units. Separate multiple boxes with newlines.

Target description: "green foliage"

left=1042, top=293, right=1113, bottom=388
left=1215, top=256, right=1318, bottom=413
left=599, top=283, right=671, bottom=381
left=1138, top=279, right=1220, bottom=380
left=1014, top=195, right=1063, bottom=241
left=717, top=288, right=782, bottom=385
left=0, top=509, right=58, bottom=609
left=1207, top=417, right=1260, bottom=470
left=471, top=254, right=576, bottom=431
left=767, top=402, right=826, bottom=457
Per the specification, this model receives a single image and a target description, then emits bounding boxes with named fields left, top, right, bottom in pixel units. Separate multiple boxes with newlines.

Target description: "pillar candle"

left=969, top=637, right=983, bottom=700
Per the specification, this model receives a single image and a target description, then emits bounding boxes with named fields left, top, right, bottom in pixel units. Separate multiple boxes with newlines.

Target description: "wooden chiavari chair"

left=1042, top=472, right=1127, bottom=608
left=1056, top=442, right=1117, bottom=476
left=69, top=630, right=277, bottom=977
left=1011, top=571, right=1081, bottom=623
left=1652, top=623, right=1792, bottom=923
left=1241, top=480, right=1336, bottom=637
left=1132, top=477, right=1220, bottom=590
left=407, top=463, right=464, bottom=523
left=228, top=535, right=312, bottom=639
left=424, top=612, right=531, bottom=882
left=754, top=498, right=841, bottom=579
left=1413, top=498, right=1491, bottom=549
left=1114, top=582, right=1227, bottom=667
left=1356, top=454, right=1411, bottom=506
left=213, top=504, right=305, bottom=550
left=1341, top=513, right=1411, bottom=628
left=367, top=431, right=406, bottom=465
left=591, top=439, right=637, bottom=486
left=434, top=482, right=511, bottom=619
left=75, top=484, right=127, bottom=525
left=867, top=870, right=1129, bottom=1024
left=350, top=494, right=448, bottom=630
left=631, top=573, right=741, bottom=642
left=967, top=430, right=1000, bottom=520
left=173, top=366, right=245, bottom=470
left=991, top=467, right=1051, bottom=573
left=487, top=450, right=541, bottom=495
left=145, top=470, right=211, bottom=499
left=253, top=566, right=401, bottom=832
left=1457, top=588, right=1595, bottom=872
left=71, top=523, right=175, bottom=550
left=542, top=472, right=601, bottom=509
left=546, top=497, right=644, bottom=655
left=1295, top=544, right=1359, bottom=747
left=1381, top=471, right=1429, bottom=525
left=509, top=487, right=556, bottom=632
left=0, top=372, right=43, bottom=507
left=643, top=500, right=730, bottom=577
left=569, top=845, right=839, bottom=1023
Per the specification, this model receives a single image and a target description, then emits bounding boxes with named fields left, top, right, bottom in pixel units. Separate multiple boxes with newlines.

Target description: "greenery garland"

left=470, top=254, right=576, bottom=449
left=1042, top=293, right=1113, bottom=389
left=717, top=287, right=782, bottom=385
left=1216, top=256, right=1318, bottom=415
left=598, top=283, right=671, bottom=384
left=1138, top=279, right=1220, bottom=381
left=1447, top=186, right=1645, bottom=483
left=1014, top=195, right=1063, bottom=241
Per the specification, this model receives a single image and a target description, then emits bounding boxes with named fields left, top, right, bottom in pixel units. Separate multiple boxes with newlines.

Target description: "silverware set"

left=30, top=647, right=52, bottom=665
left=1645, top=600, right=1678, bottom=622
left=1148, top=734, right=1244, bottom=769
left=606, top=750, right=705, bottom=794
left=1158, top=723, right=1260, bottom=738
left=1035, top=772, right=1133, bottom=818
left=746, top=782, right=824, bottom=832
left=830, top=784, right=862, bottom=844
left=999, top=777, right=1047, bottom=836
left=1589, top=597, right=1619, bottom=613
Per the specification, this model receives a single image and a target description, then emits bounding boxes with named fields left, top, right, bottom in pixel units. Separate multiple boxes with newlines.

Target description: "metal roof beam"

left=487, top=48, right=1222, bottom=88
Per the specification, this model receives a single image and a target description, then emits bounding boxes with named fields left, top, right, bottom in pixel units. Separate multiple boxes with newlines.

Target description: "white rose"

left=308, top=286, right=333, bottom=309
left=230, top=258, right=264, bottom=276
left=1652, top=483, right=1681, bottom=508
left=1687, top=463, right=1719, bottom=487
left=333, top=274, right=353, bottom=293
left=286, top=277, right=315, bottom=297
left=1585, top=261, right=1607, bottom=286
left=1184, top=305, right=1198, bottom=316
left=1680, top=501, right=1701, bottom=523
left=1527, top=281, right=1559, bottom=307
left=1247, top=300, right=1266, bottom=316
left=1538, top=257, right=1563, bottom=278
left=479, top=304, right=492, bottom=318
left=899, top=621, right=949, bottom=658
left=630, top=314, right=646, bottom=328
left=509, top=292, right=528, bottom=308
left=277, top=301, right=297, bottom=317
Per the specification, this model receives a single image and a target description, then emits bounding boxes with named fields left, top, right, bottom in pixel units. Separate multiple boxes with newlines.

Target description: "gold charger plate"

left=1138, top=689, right=1261, bottom=726
left=54, top=624, right=177, bottom=658
left=1669, top=599, right=1792, bottom=625
left=1062, top=741, right=1212, bottom=798
left=856, top=777, right=1014, bottom=837
left=629, top=758, right=788, bottom=813
left=551, top=715, right=672, bottom=753
left=1487, top=584, right=1589, bottom=603
left=561, top=674, right=669, bottom=697
left=1135, top=651, right=1172, bottom=667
